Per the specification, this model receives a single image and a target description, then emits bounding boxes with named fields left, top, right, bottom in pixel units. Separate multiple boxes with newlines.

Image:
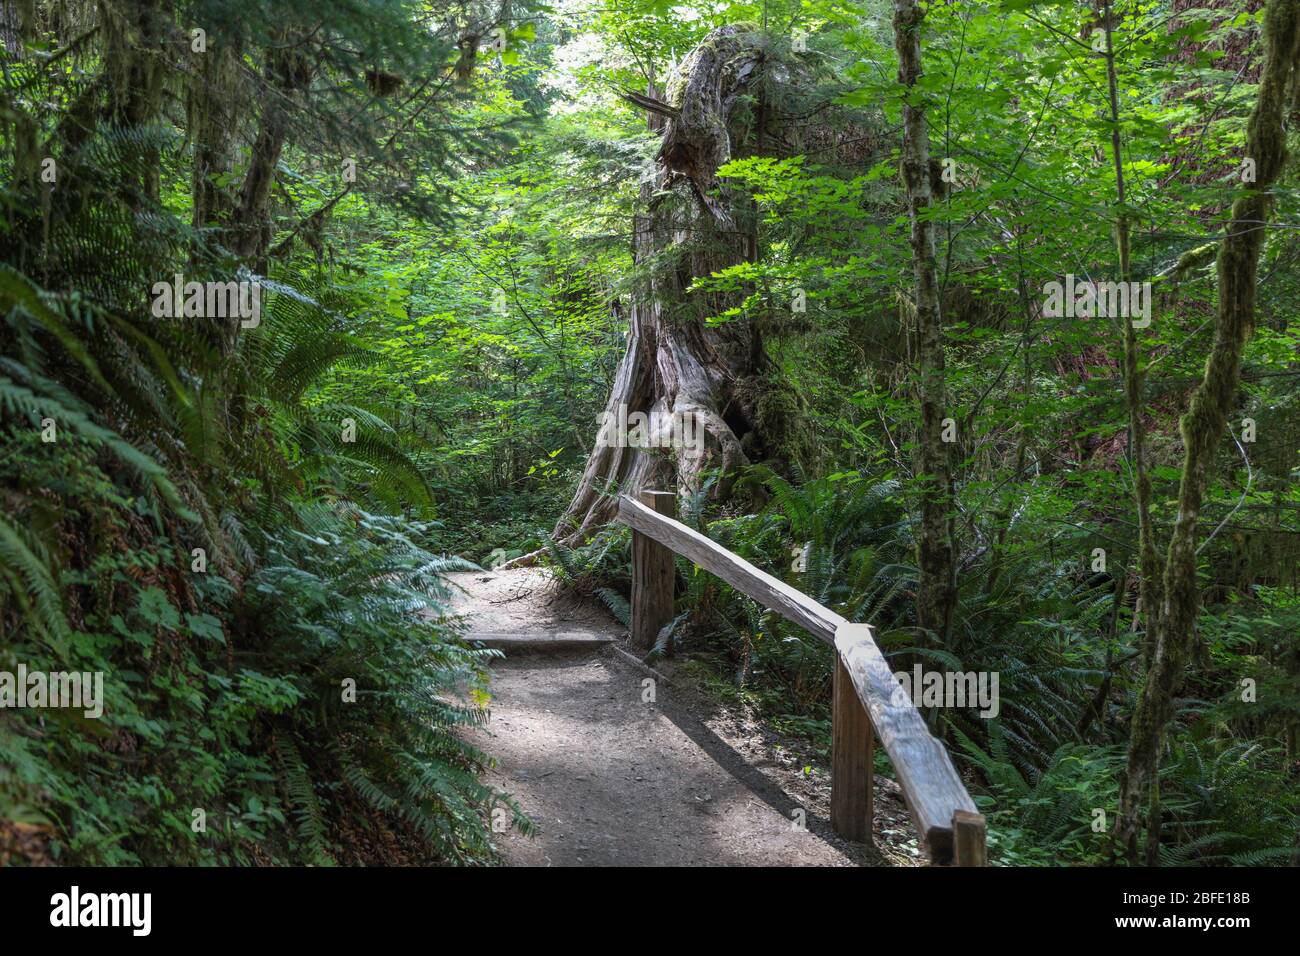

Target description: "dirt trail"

left=451, top=569, right=919, bottom=867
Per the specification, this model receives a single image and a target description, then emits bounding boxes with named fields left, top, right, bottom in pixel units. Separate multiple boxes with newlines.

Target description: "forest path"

left=449, top=569, right=910, bottom=866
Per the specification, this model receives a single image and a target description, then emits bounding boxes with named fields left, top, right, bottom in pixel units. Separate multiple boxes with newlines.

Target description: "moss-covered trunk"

left=893, top=0, right=957, bottom=645
left=1116, top=0, right=1300, bottom=863
left=1101, top=0, right=1164, bottom=670
left=551, top=24, right=811, bottom=545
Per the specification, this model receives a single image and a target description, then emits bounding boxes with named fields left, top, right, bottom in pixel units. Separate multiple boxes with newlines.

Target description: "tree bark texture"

left=551, top=25, right=809, bottom=545
left=893, top=0, right=957, bottom=645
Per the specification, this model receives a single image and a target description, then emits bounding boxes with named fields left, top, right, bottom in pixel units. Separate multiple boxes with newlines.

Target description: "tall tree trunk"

left=212, top=31, right=316, bottom=355
left=232, top=34, right=315, bottom=268
left=893, top=0, right=957, bottom=645
left=100, top=0, right=168, bottom=203
left=1116, top=0, right=1300, bottom=863
left=0, top=0, right=32, bottom=56
left=549, top=25, right=806, bottom=546
left=189, top=37, right=241, bottom=235
left=1101, top=0, right=1164, bottom=670
left=3, top=0, right=39, bottom=195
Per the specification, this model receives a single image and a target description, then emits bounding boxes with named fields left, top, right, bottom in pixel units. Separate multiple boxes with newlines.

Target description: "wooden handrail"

left=617, top=490, right=987, bottom=865
left=619, top=494, right=846, bottom=645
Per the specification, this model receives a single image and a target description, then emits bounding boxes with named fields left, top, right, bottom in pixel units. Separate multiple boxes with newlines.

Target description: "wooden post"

left=952, top=809, right=987, bottom=866
left=630, top=490, right=676, bottom=652
left=830, top=649, right=873, bottom=842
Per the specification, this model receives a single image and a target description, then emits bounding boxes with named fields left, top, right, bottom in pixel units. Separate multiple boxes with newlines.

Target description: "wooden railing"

left=617, top=490, right=987, bottom=866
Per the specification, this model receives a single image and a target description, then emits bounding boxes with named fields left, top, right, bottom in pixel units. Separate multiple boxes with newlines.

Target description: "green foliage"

left=2, top=0, right=1296, bottom=870
left=661, top=464, right=1298, bottom=865
left=0, top=0, right=541, bottom=865
left=243, top=503, right=533, bottom=864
